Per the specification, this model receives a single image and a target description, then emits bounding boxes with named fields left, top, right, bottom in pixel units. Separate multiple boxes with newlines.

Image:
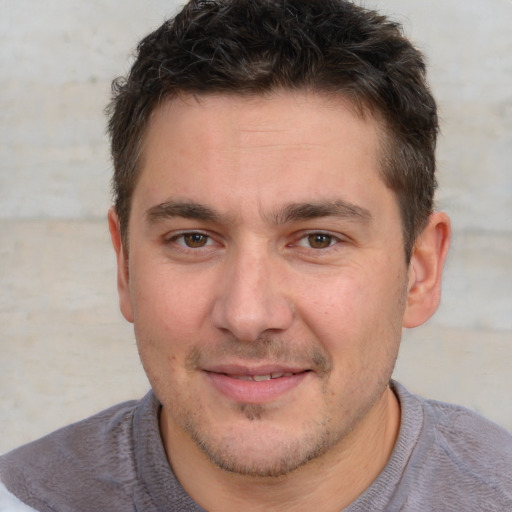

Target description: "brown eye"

left=183, top=233, right=209, bottom=248
left=307, top=233, right=334, bottom=249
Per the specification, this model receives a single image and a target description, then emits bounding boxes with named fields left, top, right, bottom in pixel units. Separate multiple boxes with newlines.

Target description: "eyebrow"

left=145, top=198, right=371, bottom=226
left=145, top=201, right=224, bottom=224
left=271, top=200, right=372, bottom=225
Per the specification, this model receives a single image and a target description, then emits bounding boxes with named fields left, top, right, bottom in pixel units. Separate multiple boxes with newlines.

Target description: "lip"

left=203, top=364, right=311, bottom=404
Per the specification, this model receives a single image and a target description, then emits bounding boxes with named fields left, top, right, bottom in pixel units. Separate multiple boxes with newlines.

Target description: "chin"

left=184, top=410, right=336, bottom=478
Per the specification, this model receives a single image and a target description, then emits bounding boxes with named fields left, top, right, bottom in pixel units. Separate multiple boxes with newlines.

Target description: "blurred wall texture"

left=1, top=0, right=511, bottom=453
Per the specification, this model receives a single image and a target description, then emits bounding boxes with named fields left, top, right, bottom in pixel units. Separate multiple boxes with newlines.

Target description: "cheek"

left=298, top=271, right=368, bottom=330
left=130, top=270, right=206, bottom=392
left=129, top=263, right=214, bottom=348
left=297, top=261, right=406, bottom=352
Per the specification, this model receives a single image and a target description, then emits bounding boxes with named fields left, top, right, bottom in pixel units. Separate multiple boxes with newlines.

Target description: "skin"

left=109, top=91, right=450, bottom=511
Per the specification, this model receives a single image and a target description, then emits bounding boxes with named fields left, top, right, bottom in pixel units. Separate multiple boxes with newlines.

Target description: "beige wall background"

left=1, top=0, right=511, bottom=454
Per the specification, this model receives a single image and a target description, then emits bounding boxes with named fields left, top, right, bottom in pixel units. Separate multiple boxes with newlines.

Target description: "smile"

left=204, top=368, right=310, bottom=403
left=229, top=372, right=295, bottom=381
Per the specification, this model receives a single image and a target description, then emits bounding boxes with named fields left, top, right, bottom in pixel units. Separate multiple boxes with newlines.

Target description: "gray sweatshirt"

left=1, top=381, right=511, bottom=511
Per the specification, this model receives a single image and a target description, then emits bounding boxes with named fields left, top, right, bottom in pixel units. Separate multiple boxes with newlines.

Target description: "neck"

left=161, top=386, right=400, bottom=512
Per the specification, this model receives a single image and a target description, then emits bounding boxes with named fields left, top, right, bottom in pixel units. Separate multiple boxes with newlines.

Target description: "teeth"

left=253, top=374, right=271, bottom=382
left=232, top=375, right=253, bottom=381
left=229, top=372, right=296, bottom=381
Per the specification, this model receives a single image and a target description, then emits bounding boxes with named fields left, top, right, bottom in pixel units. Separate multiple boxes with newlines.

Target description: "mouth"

left=203, top=366, right=311, bottom=404
left=226, top=371, right=297, bottom=382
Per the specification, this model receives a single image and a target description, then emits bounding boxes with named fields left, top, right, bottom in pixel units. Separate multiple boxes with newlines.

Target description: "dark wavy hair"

left=107, top=0, right=438, bottom=260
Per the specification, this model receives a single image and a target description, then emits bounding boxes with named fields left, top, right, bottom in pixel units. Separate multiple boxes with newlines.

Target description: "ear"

left=403, top=212, right=451, bottom=328
left=108, top=208, right=134, bottom=323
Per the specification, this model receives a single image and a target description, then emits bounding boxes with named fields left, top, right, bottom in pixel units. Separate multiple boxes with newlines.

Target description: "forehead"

left=145, top=91, right=381, bottom=150
left=133, top=91, right=393, bottom=221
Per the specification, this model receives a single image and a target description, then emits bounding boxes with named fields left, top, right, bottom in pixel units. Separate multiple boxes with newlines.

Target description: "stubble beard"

left=181, top=399, right=338, bottom=478
left=148, top=332, right=402, bottom=479
left=165, top=336, right=388, bottom=479
left=150, top=302, right=405, bottom=478
left=148, top=336, right=335, bottom=478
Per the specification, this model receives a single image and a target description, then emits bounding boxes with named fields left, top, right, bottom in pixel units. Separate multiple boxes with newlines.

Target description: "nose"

left=211, top=246, right=294, bottom=342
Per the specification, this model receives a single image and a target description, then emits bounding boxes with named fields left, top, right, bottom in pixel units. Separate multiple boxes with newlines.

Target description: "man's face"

left=116, top=92, right=414, bottom=477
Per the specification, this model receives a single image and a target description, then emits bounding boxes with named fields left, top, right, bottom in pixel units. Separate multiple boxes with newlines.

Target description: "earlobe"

left=108, top=208, right=134, bottom=323
left=403, top=212, right=451, bottom=328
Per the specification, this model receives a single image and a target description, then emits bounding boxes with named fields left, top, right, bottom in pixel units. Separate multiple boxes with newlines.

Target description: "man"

left=1, top=0, right=511, bottom=510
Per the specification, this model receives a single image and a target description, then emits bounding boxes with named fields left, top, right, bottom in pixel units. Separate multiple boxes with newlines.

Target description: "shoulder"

left=0, top=481, right=37, bottom=512
left=394, top=382, right=512, bottom=510
left=424, top=396, right=512, bottom=473
left=0, top=393, right=155, bottom=512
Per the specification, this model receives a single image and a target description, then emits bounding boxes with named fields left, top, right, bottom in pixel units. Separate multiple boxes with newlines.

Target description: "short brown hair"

left=107, top=0, right=438, bottom=259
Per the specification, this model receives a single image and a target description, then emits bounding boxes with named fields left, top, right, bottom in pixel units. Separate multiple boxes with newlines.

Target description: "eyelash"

left=166, top=231, right=215, bottom=249
left=294, top=232, right=341, bottom=250
left=166, top=230, right=344, bottom=251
